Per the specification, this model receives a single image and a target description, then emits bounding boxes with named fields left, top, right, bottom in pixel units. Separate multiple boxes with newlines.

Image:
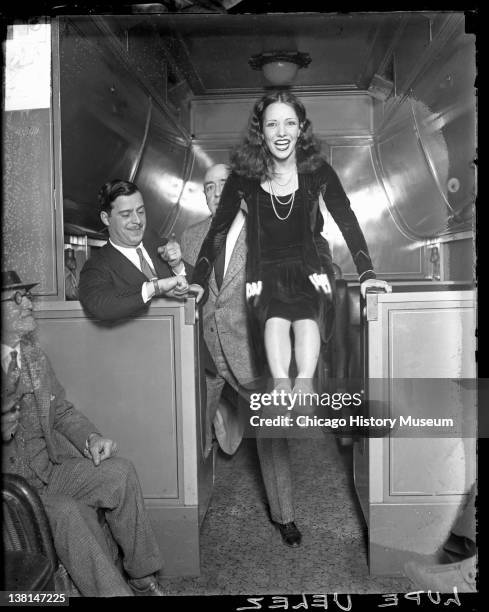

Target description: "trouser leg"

left=256, top=437, right=294, bottom=524
left=47, top=457, right=162, bottom=580
left=206, top=340, right=248, bottom=456
left=42, top=494, right=132, bottom=597
left=204, top=372, right=226, bottom=457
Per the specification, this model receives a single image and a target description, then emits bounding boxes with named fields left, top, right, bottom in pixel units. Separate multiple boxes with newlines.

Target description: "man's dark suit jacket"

left=79, top=231, right=217, bottom=373
left=79, top=232, right=173, bottom=322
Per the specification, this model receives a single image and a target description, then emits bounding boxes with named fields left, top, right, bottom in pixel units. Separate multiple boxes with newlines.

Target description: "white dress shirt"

left=1, top=343, right=21, bottom=374
left=109, top=240, right=157, bottom=303
left=223, top=210, right=246, bottom=277
left=109, top=239, right=187, bottom=303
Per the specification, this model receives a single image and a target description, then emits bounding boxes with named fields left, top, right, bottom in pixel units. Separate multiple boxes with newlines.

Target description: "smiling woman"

left=191, top=89, right=390, bottom=548
left=262, top=103, right=301, bottom=165
left=193, top=91, right=389, bottom=389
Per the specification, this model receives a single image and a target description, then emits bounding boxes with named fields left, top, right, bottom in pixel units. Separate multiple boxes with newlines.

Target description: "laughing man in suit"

left=79, top=179, right=190, bottom=322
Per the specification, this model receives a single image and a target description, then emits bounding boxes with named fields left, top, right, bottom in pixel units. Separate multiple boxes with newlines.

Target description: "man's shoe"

left=443, top=534, right=476, bottom=563
left=275, top=521, right=302, bottom=547
left=404, top=556, right=476, bottom=593
left=128, top=575, right=166, bottom=596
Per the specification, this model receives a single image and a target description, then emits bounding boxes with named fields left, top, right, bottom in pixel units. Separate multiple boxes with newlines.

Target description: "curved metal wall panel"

left=60, top=20, right=148, bottom=233
left=408, top=40, right=476, bottom=222
left=59, top=18, right=191, bottom=237
left=376, top=33, right=476, bottom=239
left=133, top=112, right=192, bottom=239
left=328, top=145, right=425, bottom=280
left=376, top=103, right=450, bottom=238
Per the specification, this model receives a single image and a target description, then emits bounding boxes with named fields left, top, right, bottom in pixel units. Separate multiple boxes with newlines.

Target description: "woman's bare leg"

left=291, top=317, right=320, bottom=411
left=292, top=318, right=320, bottom=381
left=264, top=317, right=293, bottom=383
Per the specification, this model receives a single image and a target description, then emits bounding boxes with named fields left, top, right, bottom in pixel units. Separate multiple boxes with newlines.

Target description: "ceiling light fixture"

left=249, top=51, right=311, bottom=86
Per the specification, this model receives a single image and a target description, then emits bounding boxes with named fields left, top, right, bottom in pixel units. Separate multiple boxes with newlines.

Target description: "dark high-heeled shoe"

left=275, top=521, right=302, bottom=547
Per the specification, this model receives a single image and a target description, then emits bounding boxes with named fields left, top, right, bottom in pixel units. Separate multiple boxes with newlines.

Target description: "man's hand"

left=84, top=433, right=117, bottom=466
left=157, top=275, right=189, bottom=298
left=158, top=234, right=183, bottom=270
left=360, top=278, right=392, bottom=298
left=187, top=284, right=205, bottom=303
left=154, top=275, right=185, bottom=297
left=1, top=396, right=21, bottom=442
left=172, top=275, right=189, bottom=297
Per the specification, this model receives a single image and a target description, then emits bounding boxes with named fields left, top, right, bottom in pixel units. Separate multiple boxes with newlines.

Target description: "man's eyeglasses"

left=1, top=290, right=33, bottom=305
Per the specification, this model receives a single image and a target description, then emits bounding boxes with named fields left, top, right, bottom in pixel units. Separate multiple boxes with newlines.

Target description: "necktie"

left=5, top=350, right=20, bottom=395
left=136, top=247, right=156, bottom=280
left=214, top=243, right=226, bottom=290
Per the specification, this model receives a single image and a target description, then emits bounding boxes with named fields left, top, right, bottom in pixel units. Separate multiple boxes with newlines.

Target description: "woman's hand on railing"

left=308, top=273, right=332, bottom=296
left=246, top=281, right=263, bottom=306
left=360, top=278, right=392, bottom=298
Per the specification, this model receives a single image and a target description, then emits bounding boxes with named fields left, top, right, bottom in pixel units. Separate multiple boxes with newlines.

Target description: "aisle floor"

left=158, top=433, right=412, bottom=595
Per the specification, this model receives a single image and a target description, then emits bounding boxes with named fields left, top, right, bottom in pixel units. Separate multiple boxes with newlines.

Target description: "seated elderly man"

left=1, top=270, right=165, bottom=597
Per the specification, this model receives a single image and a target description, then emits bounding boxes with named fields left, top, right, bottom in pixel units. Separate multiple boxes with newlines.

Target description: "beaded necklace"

left=267, top=180, right=295, bottom=221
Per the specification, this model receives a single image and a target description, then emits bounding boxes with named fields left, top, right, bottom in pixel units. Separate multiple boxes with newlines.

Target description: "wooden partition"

left=354, top=288, right=476, bottom=575
left=34, top=297, right=212, bottom=577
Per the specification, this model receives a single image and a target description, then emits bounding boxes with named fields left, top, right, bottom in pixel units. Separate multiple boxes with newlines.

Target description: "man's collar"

left=1, top=342, right=20, bottom=360
left=109, top=239, right=143, bottom=253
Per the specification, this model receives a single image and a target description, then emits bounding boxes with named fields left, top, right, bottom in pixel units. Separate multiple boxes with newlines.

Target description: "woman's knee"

left=265, top=317, right=291, bottom=332
left=292, top=318, right=319, bottom=333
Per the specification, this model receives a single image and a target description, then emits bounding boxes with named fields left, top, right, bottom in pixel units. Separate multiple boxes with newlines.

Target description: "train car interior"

left=2, top=4, right=476, bottom=598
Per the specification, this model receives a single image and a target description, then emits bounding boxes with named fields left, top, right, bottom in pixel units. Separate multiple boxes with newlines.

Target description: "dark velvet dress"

left=258, top=186, right=319, bottom=322
left=191, top=160, right=376, bottom=384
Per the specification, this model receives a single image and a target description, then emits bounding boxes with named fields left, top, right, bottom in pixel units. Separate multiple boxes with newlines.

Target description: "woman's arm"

left=320, top=163, right=376, bottom=283
left=191, top=173, right=244, bottom=287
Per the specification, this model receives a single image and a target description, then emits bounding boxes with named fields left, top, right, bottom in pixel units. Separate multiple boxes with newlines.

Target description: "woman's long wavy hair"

left=231, top=90, right=324, bottom=181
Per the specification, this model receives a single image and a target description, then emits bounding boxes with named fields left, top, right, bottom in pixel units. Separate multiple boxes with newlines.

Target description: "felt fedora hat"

left=2, top=270, right=39, bottom=292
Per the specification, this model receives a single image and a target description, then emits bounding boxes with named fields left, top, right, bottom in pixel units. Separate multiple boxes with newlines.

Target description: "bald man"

left=178, top=164, right=259, bottom=458
left=202, top=163, right=229, bottom=216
